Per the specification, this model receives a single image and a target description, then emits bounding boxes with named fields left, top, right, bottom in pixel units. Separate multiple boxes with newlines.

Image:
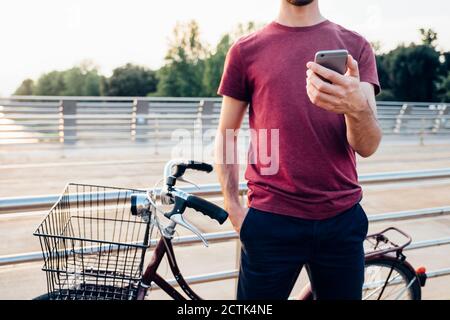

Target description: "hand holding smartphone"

left=314, top=49, right=348, bottom=83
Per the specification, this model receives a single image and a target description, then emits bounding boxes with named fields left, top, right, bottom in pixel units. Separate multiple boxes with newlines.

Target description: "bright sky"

left=0, top=0, right=449, bottom=95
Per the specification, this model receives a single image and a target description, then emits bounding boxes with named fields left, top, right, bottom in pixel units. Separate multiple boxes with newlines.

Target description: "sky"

left=0, top=0, right=449, bottom=96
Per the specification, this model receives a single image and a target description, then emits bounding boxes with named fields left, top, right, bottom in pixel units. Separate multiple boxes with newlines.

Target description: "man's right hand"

left=226, top=203, right=249, bottom=234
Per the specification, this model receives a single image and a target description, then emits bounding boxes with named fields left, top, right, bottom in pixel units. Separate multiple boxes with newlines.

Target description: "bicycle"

left=33, top=159, right=427, bottom=300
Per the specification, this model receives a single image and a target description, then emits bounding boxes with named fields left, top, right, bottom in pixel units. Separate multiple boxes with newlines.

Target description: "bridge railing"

left=1, top=96, right=449, bottom=146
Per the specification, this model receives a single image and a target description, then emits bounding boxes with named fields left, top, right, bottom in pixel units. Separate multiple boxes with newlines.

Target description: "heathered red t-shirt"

left=218, top=20, right=380, bottom=220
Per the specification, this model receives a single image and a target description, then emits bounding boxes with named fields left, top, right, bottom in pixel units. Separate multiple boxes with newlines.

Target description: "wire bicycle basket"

left=34, top=183, right=154, bottom=300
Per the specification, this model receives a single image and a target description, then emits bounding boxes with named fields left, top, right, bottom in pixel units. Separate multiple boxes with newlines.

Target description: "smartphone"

left=314, top=50, right=348, bottom=82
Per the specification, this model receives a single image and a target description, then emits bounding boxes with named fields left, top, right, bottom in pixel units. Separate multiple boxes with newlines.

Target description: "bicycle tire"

left=33, top=293, right=50, bottom=300
left=364, top=258, right=421, bottom=300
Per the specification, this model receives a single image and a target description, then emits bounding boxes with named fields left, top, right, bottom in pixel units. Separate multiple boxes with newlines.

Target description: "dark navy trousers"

left=237, top=203, right=369, bottom=300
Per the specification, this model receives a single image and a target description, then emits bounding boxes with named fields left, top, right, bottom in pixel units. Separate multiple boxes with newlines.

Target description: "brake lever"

left=177, top=177, right=200, bottom=189
left=169, top=214, right=209, bottom=247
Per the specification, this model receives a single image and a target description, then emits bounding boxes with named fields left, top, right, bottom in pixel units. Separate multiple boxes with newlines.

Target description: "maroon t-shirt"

left=218, top=20, right=380, bottom=220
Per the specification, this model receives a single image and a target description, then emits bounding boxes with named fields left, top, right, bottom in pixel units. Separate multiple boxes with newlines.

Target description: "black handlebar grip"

left=186, top=195, right=228, bottom=225
left=172, top=161, right=213, bottom=178
left=186, top=161, right=213, bottom=173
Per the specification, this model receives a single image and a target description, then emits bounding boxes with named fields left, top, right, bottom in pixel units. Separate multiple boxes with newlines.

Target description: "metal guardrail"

left=1, top=221, right=450, bottom=267
left=2, top=168, right=450, bottom=214
left=1, top=97, right=449, bottom=146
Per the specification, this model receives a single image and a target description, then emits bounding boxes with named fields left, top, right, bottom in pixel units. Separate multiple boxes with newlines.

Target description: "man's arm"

left=344, top=82, right=382, bottom=158
left=306, top=55, right=382, bottom=158
left=214, top=95, right=249, bottom=232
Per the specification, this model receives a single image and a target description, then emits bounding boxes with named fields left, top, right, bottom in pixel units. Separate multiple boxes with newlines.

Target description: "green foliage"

left=440, top=52, right=450, bottom=76
left=155, top=21, right=207, bottom=97
left=420, top=28, right=438, bottom=47
left=34, top=71, right=65, bottom=96
left=202, top=34, right=232, bottom=97
left=103, top=63, right=157, bottom=97
left=375, top=55, right=391, bottom=100
left=375, top=28, right=450, bottom=102
left=61, top=63, right=102, bottom=96
left=14, top=79, right=35, bottom=95
left=437, top=72, right=450, bottom=102
left=378, top=44, right=441, bottom=102
left=156, top=20, right=259, bottom=97
left=32, top=62, right=102, bottom=96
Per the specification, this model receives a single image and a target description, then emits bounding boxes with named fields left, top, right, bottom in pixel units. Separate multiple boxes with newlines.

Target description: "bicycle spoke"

left=363, top=263, right=413, bottom=300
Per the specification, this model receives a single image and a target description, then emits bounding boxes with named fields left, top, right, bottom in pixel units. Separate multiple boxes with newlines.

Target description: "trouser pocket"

left=239, top=208, right=253, bottom=241
left=356, top=203, right=369, bottom=238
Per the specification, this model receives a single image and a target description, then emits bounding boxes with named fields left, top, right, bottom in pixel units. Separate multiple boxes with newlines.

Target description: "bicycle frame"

left=136, top=233, right=201, bottom=300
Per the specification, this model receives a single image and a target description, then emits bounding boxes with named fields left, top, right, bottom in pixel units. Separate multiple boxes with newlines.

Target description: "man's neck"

left=276, top=1, right=326, bottom=27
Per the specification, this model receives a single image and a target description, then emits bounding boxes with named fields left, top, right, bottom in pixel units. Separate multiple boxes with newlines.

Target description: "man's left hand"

left=306, top=55, right=370, bottom=118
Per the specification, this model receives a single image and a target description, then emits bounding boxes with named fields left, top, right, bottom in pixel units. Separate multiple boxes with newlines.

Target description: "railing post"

left=199, top=100, right=215, bottom=135
left=394, top=103, right=411, bottom=134
left=132, top=99, right=149, bottom=143
left=419, top=117, right=426, bottom=146
left=60, top=100, right=77, bottom=145
left=155, top=117, right=160, bottom=155
left=432, top=104, right=448, bottom=134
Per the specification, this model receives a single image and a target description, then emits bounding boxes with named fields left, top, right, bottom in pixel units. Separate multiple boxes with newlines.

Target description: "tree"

left=31, top=61, right=102, bottom=96
left=374, top=28, right=448, bottom=102
left=103, top=63, right=157, bottom=97
left=156, top=21, right=207, bottom=97
left=14, top=79, right=35, bottom=95
left=437, top=52, right=450, bottom=102
left=375, top=54, right=394, bottom=101
left=440, top=52, right=450, bottom=76
left=420, top=28, right=438, bottom=47
left=370, top=41, right=383, bottom=55
left=61, top=62, right=102, bottom=96
left=34, top=71, right=66, bottom=96
left=437, top=73, right=450, bottom=102
left=384, top=44, right=441, bottom=102
left=202, top=34, right=232, bottom=97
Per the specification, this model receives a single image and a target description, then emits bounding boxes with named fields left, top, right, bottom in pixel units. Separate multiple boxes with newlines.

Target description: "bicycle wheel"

left=363, top=258, right=421, bottom=300
left=33, top=293, right=51, bottom=300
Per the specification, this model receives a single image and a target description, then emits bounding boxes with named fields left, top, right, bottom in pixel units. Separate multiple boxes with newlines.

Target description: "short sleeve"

left=358, top=40, right=381, bottom=95
left=217, top=42, right=251, bottom=102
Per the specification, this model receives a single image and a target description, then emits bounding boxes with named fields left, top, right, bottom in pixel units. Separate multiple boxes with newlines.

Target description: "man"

left=214, top=0, right=382, bottom=300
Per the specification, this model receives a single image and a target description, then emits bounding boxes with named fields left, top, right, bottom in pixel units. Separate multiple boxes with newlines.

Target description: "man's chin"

left=286, top=0, right=315, bottom=7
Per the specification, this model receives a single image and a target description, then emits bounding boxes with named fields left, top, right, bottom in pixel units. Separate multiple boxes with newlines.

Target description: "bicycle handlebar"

left=164, top=193, right=229, bottom=225
left=159, top=160, right=229, bottom=226
left=186, top=195, right=228, bottom=225
left=164, top=160, right=213, bottom=185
